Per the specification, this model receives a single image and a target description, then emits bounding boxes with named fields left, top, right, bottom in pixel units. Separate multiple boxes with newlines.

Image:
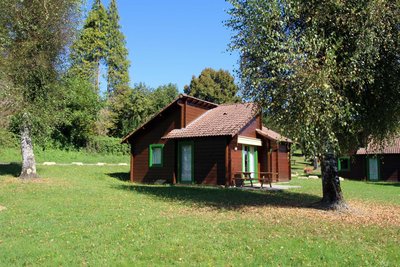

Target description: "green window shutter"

left=338, top=157, right=350, bottom=171
left=242, top=145, right=245, bottom=173
left=149, top=144, right=164, bottom=167
left=254, top=148, right=258, bottom=179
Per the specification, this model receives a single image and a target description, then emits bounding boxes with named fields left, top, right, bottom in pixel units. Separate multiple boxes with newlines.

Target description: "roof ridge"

left=218, top=102, right=255, bottom=106
left=163, top=103, right=259, bottom=139
left=179, top=93, right=219, bottom=107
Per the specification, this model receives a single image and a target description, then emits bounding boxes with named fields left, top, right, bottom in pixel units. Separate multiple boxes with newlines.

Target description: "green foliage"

left=184, top=68, right=241, bottom=104
left=0, top=129, right=18, bottom=148
left=70, top=0, right=108, bottom=92
left=150, top=83, right=179, bottom=113
left=106, top=0, right=130, bottom=96
left=108, top=83, right=178, bottom=138
left=227, top=0, right=400, bottom=156
left=51, top=76, right=100, bottom=148
left=86, top=136, right=129, bottom=155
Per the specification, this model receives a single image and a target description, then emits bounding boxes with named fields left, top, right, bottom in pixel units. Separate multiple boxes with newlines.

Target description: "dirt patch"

left=162, top=200, right=400, bottom=228
left=241, top=200, right=400, bottom=227
left=0, top=205, right=6, bottom=212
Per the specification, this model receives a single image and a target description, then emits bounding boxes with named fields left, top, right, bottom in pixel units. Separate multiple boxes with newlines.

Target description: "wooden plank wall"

left=277, top=144, right=290, bottom=181
left=192, top=137, right=227, bottom=185
left=130, top=105, right=181, bottom=183
left=229, top=136, right=241, bottom=184
left=185, top=103, right=209, bottom=126
left=381, top=155, right=400, bottom=182
left=238, top=115, right=260, bottom=138
left=338, top=155, right=366, bottom=180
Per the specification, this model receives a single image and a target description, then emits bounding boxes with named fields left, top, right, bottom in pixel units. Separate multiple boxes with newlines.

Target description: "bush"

left=86, top=136, right=129, bottom=155
left=0, top=129, right=18, bottom=148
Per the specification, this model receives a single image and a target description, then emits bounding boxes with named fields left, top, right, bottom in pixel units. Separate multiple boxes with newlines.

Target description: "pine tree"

left=70, top=0, right=108, bottom=92
left=106, top=0, right=130, bottom=96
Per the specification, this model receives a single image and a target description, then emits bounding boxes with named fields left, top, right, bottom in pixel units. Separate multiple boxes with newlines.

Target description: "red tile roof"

left=256, top=127, right=293, bottom=143
left=163, top=103, right=258, bottom=139
left=356, top=137, right=400, bottom=154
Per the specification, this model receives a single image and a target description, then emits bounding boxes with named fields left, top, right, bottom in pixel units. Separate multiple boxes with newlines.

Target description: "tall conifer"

left=106, top=0, right=130, bottom=96
left=70, top=0, right=108, bottom=92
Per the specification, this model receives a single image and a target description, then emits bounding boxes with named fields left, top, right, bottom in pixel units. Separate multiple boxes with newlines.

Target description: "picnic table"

left=233, top=172, right=278, bottom=188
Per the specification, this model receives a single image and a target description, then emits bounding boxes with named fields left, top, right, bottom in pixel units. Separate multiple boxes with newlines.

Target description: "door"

left=368, top=158, right=379, bottom=181
left=179, top=142, right=194, bottom=183
left=242, top=145, right=258, bottom=179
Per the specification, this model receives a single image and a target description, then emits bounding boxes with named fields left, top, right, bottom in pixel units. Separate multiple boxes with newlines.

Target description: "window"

left=338, top=157, right=350, bottom=171
left=149, top=144, right=164, bottom=167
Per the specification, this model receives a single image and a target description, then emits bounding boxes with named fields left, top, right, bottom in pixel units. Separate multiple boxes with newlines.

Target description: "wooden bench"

left=259, top=172, right=278, bottom=188
left=233, top=172, right=256, bottom=187
left=232, top=172, right=278, bottom=188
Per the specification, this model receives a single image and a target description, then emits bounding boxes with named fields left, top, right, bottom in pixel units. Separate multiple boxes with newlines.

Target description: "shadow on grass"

left=112, top=183, right=322, bottom=210
left=107, top=172, right=130, bottom=182
left=0, top=162, right=21, bottom=177
left=366, top=182, right=400, bottom=187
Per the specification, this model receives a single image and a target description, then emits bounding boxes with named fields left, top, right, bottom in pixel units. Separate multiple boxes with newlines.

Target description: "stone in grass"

left=118, top=163, right=128, bottom=166
left=339, top=177, right=345, bottom=181
left=43, top=162, right=56, bottom=165
left=308, top=175, right=319, bottom=179
left=72, top=162, right=83, bottom=165
left=154, top=179, right=166, bottom=185
left=96, top=162, right=106, bottom=166
left=298, top=176, right=309, bottom=179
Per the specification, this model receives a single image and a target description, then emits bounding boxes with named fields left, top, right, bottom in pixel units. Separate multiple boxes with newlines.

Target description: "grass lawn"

left=0, top=156, right=399, bottom=265
left=0, top=147, right=129, bottom=164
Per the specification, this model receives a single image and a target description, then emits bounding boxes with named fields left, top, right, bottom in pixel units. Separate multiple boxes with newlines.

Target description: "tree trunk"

left=19, top=113, right=38, bottom=179
left=313, top=157, right=318, bottom=169
left=321, top=153, right=346, bottom=210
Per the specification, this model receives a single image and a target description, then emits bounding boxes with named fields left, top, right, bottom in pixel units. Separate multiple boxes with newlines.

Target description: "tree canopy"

left=0, top=0, right=82, bottom=178
left=184, top=68, right=241, bottom=104
left=228, top=0, right=400, bottom=155
left=227, top=0, right=400, bottom=207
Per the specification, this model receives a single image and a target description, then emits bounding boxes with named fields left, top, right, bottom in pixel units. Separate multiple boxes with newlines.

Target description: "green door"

left=178, top=142, right=194, bottom=183
left=242, top=145, right=258, bottom=181
left=367, top=158, right=379, bottom=181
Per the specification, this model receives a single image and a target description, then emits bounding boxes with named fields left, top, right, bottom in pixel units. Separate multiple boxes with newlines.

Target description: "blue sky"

left=91, top=0, right=239, bottom=91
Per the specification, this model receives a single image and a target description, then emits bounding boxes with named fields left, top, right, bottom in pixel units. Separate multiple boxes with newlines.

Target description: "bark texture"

left=321, top=153, right=346, bottom=210
left=19, top=114, right=38, bottom=179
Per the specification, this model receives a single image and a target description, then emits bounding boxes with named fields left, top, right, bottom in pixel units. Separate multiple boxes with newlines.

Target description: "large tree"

left=184, top=68, right=241, bottom=104
left=106, top=0, right=130, bottom=97
left=70, top=0, right=108, bottom=92
left=0, top=0, right=81, bottom=179
left=227, top=0, right=400, bottom=209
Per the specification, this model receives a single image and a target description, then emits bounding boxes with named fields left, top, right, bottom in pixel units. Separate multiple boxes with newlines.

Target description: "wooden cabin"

left=121, top=94, right=292, bottom=185
left=338, top=137, right=400, bottom=182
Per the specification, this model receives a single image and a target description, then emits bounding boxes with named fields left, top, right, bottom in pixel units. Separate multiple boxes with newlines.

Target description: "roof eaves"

left=121, top=94, right=219, bottom=144
left=121, top=95, right=181, bottom=143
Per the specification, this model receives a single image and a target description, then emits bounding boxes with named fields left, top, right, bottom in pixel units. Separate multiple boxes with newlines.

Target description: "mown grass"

left=0, top=160, right=399, bottom=266
left=0, top=147, right=128, bottom=164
